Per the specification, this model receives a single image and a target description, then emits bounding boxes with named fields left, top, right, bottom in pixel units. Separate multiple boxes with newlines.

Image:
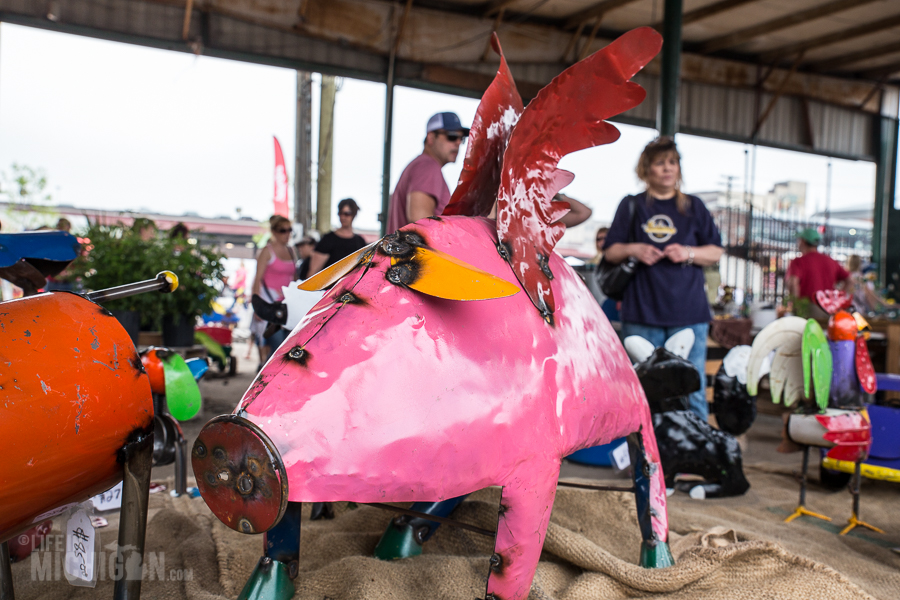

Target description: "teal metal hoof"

left=374, top=523, right=423, bottom=560
left=238, top=557, right=295, bottom=600
left=640, top=540, right=674, bottom=569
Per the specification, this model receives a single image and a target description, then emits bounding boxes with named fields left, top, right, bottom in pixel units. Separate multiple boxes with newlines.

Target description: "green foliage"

left=0, top=164, right=59, bottom=230
left=71, top=221, right=225, bottom=329
left=0, top=163, right=52, bottom=204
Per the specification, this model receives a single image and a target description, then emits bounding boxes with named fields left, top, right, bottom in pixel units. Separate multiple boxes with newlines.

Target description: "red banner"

left=273, top=136, right=290, bottom=218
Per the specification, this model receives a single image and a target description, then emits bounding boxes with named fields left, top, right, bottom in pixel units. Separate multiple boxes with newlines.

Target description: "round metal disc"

left=192, top=415, right=288, bottom=534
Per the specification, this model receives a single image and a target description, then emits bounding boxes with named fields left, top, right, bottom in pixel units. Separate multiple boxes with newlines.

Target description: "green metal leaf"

left=802, top=319, right=832, bottom=412
left=163, top=352, right=203, bottom=421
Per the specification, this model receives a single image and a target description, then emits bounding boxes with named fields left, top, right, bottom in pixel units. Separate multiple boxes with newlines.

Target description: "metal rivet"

left=238, top=474, right=254, bottom=494
left=339, top=293, right=354, bottom=303
left=213, top=447, right=226, bottom=461
left=239, top=519, right=253, bottom=533
left=217, top=469, right=230, bottom=482
left=194, top=443, right=207, bottom=458
left=387, top=264, right=413, bottom=285
left=289, top=347, right=305, bottom=360
left=490, top=553, right=502, bottom=572
left=205, top=472, right=217, bottom=485
left=496, top=243, right=510, bottom=261
left=287, top=560, right=299, bottom=579
left=247, top=457, right=260, bottom=475
left=414, top=526, right=430, bottom=544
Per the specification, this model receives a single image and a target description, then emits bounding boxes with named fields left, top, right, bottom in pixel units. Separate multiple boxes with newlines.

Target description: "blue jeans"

left=264, top=327, right=290, bottom=354
left=621, top=322, right=710, bottom=421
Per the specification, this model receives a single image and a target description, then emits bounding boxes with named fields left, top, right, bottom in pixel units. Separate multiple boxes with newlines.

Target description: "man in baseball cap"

left=786, top=226, right=849, bottom=316
left=386, top=112, right=469, bottom=233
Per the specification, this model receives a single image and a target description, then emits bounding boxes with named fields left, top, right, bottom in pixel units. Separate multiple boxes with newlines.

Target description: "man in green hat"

left=785, top=227, right=849, bottom=316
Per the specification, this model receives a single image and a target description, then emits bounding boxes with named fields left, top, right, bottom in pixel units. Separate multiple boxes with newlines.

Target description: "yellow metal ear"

left=390, top=247, right=520, bottom=301
left=298, top=241, right=377, bottom=291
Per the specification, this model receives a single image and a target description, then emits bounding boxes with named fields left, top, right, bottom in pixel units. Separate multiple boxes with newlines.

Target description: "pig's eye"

left=299, top=241, right=378, bottom=291
left=388, top=247, right=519, bottom=301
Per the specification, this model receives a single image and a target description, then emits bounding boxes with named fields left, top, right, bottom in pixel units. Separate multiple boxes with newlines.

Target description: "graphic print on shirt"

left=642, top=214, right=678, bottom=243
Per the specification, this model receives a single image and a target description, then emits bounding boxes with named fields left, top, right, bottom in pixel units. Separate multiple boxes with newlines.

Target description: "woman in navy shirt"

left=603, top=137, right=724, bottom=421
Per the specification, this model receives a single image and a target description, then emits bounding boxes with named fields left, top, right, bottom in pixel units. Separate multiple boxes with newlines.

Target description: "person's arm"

left=556, top=194, right=592, bottom=227
left=407, top=191, right=438, bottom=223
left=308, top=251, right=329, bottom=276
left=605, top=242, right=665, bottom=265
left=252, top=247, right=271, bottom=296
left=662, top=243, right=724, bottom=267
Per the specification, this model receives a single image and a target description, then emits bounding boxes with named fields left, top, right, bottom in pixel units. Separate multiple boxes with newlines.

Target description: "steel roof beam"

left=563, top=0, right=640, bottom=30
left=698, top=0, right=880, bottom=55
left=810, top=40, right=900, bottom=72
left=761, top=13, right=900, bottom=62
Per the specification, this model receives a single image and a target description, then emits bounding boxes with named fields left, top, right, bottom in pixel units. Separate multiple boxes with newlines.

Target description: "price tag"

left=610, top=442, right=631, bottom=471
left=91, top=481, right=123, bottom=512
left=64, top=509, right=96, bottom=586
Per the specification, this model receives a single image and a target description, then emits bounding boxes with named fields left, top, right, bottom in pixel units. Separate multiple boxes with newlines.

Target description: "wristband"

left=685, top=246, right=694, bottom=267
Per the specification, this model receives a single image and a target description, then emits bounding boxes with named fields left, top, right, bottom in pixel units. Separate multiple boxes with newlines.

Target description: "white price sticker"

left=65, top=509, right=96, bottom=585
left=610, top=442, right=631, bottom=471
left=91, top=481, right=123, bottom=512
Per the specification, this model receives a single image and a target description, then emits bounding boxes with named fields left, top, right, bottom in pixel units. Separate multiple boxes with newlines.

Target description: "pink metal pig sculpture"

left=193, top=27, right=670, bottom=600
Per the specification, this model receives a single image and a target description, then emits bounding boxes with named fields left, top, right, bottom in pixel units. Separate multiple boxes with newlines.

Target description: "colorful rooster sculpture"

left=747, top=290, right=879, bottom=535
left=193, top=28, right=670, bottom=600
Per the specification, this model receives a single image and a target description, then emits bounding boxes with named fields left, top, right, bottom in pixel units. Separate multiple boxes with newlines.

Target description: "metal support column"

left=294, top=71, right=313, bottom=232
left=657, top=0, right=683, bottom=137
left=873, top=113, right=899, bottom=293
left=380, top=60, right=397, bottom=237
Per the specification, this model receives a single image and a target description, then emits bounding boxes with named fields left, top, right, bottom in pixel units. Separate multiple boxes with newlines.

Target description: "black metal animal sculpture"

left=626, top=336, right=750, bottom=498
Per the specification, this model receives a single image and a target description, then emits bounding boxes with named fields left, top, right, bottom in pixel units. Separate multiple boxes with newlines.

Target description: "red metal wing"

left=855, top=335, right=877, bottom=394
left=496, top=27, right=662, bottom=319
left=818, top=410, right=871, bottom=463
left=443, top=33, right=524, bottom=218
left=816, top=289, right=852, bottom=315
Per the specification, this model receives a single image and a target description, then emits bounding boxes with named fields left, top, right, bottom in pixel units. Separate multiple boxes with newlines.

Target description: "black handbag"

left=596, top=196, right=638, bottom=301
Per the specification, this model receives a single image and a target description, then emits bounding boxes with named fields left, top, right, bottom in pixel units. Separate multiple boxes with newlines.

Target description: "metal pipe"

left=0, top=542, right=14, bottom=600
left=86, top=271, right=177, bottom=304
left=657, top=0, right=683, bottom=136
left=368, top=503, right=496, bottom=537
left=113, top=432, right=153, bottom=600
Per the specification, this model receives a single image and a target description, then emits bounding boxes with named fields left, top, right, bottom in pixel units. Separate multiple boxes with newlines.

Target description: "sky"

left=0, top=23, right=881, bottom=236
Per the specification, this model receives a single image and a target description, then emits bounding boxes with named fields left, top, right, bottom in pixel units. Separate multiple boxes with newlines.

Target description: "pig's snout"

left=192, top=415, right=288, bottom=534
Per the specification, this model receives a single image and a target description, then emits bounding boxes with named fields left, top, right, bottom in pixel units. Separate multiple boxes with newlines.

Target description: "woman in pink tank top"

left=252, top=215, right=297, bottom=364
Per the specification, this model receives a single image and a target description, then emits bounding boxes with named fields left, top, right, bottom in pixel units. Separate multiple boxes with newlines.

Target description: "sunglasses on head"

left=275, top=228, right=292, bottom=234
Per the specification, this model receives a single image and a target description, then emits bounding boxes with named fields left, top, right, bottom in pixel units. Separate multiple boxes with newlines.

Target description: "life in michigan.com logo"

left=24, top=534, right=193, bottom=583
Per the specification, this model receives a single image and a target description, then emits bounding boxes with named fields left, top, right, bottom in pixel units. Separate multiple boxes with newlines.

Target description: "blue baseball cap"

left=426, top=112, right=470, bottom=135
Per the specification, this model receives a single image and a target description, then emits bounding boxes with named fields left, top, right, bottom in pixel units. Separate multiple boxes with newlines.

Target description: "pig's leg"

left=627, top=429, right=674, bottom=568
left=484, top=462, right=559, bottom=600
left=237, top=502, right=302, bottom=600
left=374, top=495, right=468, bottom=559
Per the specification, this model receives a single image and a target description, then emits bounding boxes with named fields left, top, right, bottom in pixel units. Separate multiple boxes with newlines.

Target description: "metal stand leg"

left=173, top=428, right=187, bottom=497
left=373, top=496, right=468, bottom=560
left=0, top=542, right=14, bottom=600
left=114, top=432, right=153, bottom=600
left=785, top=445, right=831, bottom=524
left=627, top=432, right=673, bottom=568
left=237, top=502, right=301, bottom=600
left=839, top=460, right=884, bottom=535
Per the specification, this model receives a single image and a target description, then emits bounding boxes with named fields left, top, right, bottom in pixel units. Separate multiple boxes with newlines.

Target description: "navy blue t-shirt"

left=603, top=192, right=721, bottom=327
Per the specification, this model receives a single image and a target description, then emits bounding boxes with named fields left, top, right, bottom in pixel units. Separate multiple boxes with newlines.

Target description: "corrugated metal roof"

left=3, top=0, right=899, bottom=160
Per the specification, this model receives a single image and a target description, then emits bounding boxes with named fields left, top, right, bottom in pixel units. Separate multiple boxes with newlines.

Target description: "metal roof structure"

left=3, top=0, right=900, bottom=159
left=2, top=0, right=900, bottom=280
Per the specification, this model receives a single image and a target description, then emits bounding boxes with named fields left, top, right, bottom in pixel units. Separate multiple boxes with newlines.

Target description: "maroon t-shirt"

left=787, top=251, right=850, bottom=299
left=387, top=153, right=450, bottom=233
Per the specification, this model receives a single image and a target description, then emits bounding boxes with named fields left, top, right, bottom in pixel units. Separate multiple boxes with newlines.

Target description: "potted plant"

left=152, top=232, right=226, bottom=347
left=71, top=220, right=226, bottom=347
left=70, top=220, right=159, bottom=344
